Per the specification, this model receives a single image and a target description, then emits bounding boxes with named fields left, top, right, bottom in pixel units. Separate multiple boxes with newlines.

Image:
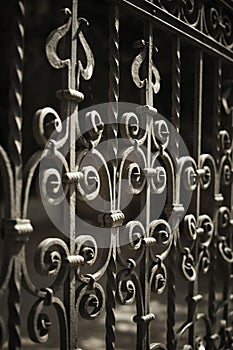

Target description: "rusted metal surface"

left=0, top=0, right=233, bottom=349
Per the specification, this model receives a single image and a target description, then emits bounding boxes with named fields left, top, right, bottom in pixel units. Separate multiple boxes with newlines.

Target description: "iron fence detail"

left=0, top=0, right=233, bottom=349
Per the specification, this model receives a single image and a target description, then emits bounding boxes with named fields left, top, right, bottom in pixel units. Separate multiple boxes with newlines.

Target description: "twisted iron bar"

left=5, top=1, right=25, bottom=348
left=107, top=3, right=119, bottom=165
left=214, top=60, right=222, bottom=166
left=8, top=0, right=25, bottom=216
left=105, top=253, right=117, bottom=350
left=167, top=243, right=176, bottom=350
left=208, top=60, right=222, bottom=326
left=105, top=4, right=120, bottom=350
left=171, top=38, right=181, bottom=165
left=8, top=260, right=21, bottom=350
left=167, top=37, right=181, bottom=350
left=208, top=240, right=217, bottom=325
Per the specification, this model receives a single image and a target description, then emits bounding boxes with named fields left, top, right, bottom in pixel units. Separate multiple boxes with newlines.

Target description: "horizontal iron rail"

left=114, top=0, right=233, bottom=63
left=219, top=0, right=233, bottom=11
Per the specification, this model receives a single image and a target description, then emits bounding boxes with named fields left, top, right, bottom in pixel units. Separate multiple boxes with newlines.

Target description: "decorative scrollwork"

left=46, top=9, right=72, bottom=70
left=76, top=165, right=100, bottom=201
left=180, top=0, right=201, bottom=26
left=145, top=162, right=167, bottom=194
left=76, top=282, right=105, bottom=320
left=152, top=1, right=233, bottom=53
left=219, top=130, right=232, bottom=155
left=40, top=148, right=69, bottom=206
left=204, top=5, right=233, bottom=47
left=199, top=154, right=216, bottom=190
left=33, top=108, right=68, bottom=149
left=221, top=13, right=233, bottom=47
left=116, top=269, right=137, bottom=305
left=131, top=39, right=160, bottom=94
left=183, top=213, right=213, bottom=240
left=159, top=0, right=201, bottom=26
left=182, top=214, right=213, bottom=274
left=74, top=148, right=109, bottom=204
left=83, top=110, right=104, bottom=146
left=34, top=238, right=70, bottom=291
left=198, top=166, right=211, bottom=189
left=220, top=156, right=232, bottom=186
left=179, top=157, right=197, bottom=191
left=126, top=221, right=145, bottom=250
left=149, top=220, right=172, bottom=261
left=150, top=258, right=167, bottom=295
left=28, top=303, right=51, bottom=344
left=119, top=143, right=147, bottom=198
left=120, top=111, right=147, bottom=144
left=181, top=248, right=196, bottom=282
left=184, top=166, right=197, bottom=191
left=41, top=168, right=66, bottom=205
left=28, top=290, right=68, bottom=347
left=2, top=0, right=233, bottom=349
left=118, top=221, right=145, bottom=265
left=222, top=163, right=232, bottom=185
left=199, top=247, right=210, bottom=274
left=205, top=7, right=221, bottom=40
left=184, top=214, right=197, bottom=241
left=197, top=215, right=214, bottom=248
left=153, top=119, right=170, bottom=150
left=131, top=39, right=147, bottom=89
left=46, top=9, right=94, bottom=87
left=76, top=18, right=95, bottom=84
left=218, top=206, right=232, bottom=229
left=150, top=220, right=171, bottom=246
left=218, top=237, right=233, bottom=263
left=122, top=162, right=146, bottom=195
left=75, top=235, right=97, bottom=266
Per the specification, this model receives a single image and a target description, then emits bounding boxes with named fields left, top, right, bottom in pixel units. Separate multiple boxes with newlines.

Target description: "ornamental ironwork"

left=0, top=0, right=233, bottom=349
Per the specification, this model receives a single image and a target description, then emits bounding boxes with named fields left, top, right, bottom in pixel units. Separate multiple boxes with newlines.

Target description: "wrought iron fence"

left=0, top=0, right=233, bottom=349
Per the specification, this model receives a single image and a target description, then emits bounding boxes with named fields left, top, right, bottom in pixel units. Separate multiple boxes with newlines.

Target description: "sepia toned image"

left=0, top=0, right=233, bottom=349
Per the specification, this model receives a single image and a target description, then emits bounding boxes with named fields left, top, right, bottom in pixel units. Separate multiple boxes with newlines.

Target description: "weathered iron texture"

left=0, top=0, right=233, bottom=349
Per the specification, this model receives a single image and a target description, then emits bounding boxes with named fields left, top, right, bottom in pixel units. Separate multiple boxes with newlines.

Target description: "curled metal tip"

left=75, top=18, right=90, bottom=38
left=61, top=8, right=72, bottom=17
left=77, top=17, right=89, bottom=27
left=133, top=39, right=147, bottom=49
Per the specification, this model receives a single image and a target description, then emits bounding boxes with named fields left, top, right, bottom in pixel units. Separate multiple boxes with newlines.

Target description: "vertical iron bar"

left=188, top=49, right=203, bottom=347
left=63, top=1, right=79, bottom=349
left=167, top=36, right=181, bottom=350
left=105, top=247, right=117, bottom=350
left=8, top=0, right=25, bottom=217
left=105, top=3, right=119, bottom=350
left=209, top=60, right=222, bottom=327
left=7, top=1, right=25, bottom=349
left=146, top=23, right=154, bottom=108
left=8, top=259, right=22, bottom=350
left=145, top=22, right=153, bottom=349
left=213, top=60, right=222, bottom=169
left=193, top=50, right=203, bottom=177
left=138, top=20, right=154, bottom=350
left=65, top=98, right=77, bottom=349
